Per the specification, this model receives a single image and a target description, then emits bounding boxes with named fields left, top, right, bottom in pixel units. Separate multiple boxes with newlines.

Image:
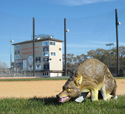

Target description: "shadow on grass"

left=28, top=96, right=92, bottom=106
left=28, top=96, right=61, bottom=106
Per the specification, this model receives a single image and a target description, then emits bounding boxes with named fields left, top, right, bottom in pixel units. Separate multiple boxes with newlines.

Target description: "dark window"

left=43, top=57, right=49, bottom=62
left=50, top=41, right=55, bottom=45
left=43, top=41, right=48, bottom=46
left=43, top=46, right=49, bottom=51
left=43, top=52, right=49, bottom=56
left=44, top=64, right=49, bottom=70
left=36, top=57, right=41, bottom=63
left=51, top=52, right=56, bottom=56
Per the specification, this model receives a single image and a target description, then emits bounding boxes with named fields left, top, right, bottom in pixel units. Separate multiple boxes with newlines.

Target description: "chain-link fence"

left=1, top=9, right=125, bottom=77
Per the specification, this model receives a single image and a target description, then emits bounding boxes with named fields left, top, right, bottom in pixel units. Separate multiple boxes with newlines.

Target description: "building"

left=13, top=35, right=63, bottom=77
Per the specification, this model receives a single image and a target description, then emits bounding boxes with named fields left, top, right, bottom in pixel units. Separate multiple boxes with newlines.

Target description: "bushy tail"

left=111, top=78, right=117, bottom=96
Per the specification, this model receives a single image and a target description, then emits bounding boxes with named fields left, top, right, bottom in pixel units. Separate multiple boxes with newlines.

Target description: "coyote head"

left=56, top=76, right=82, bottom=103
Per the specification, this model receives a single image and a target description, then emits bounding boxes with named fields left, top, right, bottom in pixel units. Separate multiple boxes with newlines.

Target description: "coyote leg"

left=100, top=85, right=112, bottom=101
left=91, top=87, right=98, bottom=101
left=75, top=92, right=89, bottom=103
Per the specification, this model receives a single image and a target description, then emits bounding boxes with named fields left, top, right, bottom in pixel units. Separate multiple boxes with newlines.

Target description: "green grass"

left=0, top=95, right=125, bottom=114
left=0, top=77, right=69, bottom=81
left=0, top=76, right=124, bottom=82
left=115, top=77, right=125, bottom=79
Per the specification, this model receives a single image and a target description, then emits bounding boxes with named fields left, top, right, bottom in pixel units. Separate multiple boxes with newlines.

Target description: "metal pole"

left=64, top=18, right=67, bottom=76
left=33, top=17, right=35, bottom=77
left=110, top=45, right=111, bottom=66
left=115, top=9, right=120, bottom=76
left=106, top=43, right=114, bottom=67
left=10, top=33, right=12, bottom=72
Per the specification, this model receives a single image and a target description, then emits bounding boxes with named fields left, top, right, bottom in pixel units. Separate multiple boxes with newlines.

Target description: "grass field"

left=0, top=76, right=124, bottom=81
left=0, top=77, right=69, bottom=81
left=0, top=77, right=125, bottom=114
left=0, top=95, right=125, bottom=114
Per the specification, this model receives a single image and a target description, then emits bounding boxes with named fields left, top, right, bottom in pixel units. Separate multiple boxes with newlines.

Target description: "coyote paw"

left=75, top=96, right=84, bottom=103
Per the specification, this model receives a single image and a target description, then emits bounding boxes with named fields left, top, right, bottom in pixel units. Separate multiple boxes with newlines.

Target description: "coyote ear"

left=75, top=76, right=82, bottom=86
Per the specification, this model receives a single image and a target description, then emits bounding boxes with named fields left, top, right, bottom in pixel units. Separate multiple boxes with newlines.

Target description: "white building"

left=13, top=36, right=63, bottom=77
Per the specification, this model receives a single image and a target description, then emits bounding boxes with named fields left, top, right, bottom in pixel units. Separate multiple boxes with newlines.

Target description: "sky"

left=0, top=0, right=125, bottom=67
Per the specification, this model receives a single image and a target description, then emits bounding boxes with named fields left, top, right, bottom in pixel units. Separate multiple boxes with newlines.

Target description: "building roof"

left=12, top=38, right=64, bottom=45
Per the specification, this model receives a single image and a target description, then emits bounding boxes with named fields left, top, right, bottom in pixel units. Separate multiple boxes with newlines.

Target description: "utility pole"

left=10, top=33, right=14, bottom=73
left=64, top=18, right=69, bottom=76
left=33, top=17, right=35, bottom=77
left=10, top=33, right=12, bottom=69
left=115, top=9, right=121, bottom=76
left=64, top=18, right=67, bottom=76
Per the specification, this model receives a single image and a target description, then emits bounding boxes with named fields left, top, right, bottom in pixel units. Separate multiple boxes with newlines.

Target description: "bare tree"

left=0, top=61, right=8, bottom=72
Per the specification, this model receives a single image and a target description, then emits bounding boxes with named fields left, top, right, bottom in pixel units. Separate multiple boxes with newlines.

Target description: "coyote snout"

left=56, top=76, right=81, bottom=103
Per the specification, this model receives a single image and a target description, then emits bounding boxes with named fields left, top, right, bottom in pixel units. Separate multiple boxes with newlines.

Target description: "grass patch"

left=0, top=76, right=125, bottom=82
left=0, top=95, right=125, bottom=114
left=0, top=77, right=69, bottom=81
left=115, top=77, right=125, bottom=79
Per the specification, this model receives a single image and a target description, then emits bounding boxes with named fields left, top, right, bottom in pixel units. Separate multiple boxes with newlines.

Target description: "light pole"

left=115, top=9, right=121, bottom=76
left=64, top=18, right=69, bottom=76
left=10, top=33, right=14, bottom=72
left=106, top=43, right=114, bottom=66
left=33, top=17, right=35, bottom=77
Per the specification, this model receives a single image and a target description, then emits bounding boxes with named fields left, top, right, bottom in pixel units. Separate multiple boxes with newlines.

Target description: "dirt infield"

left=0, top=79, right=125, bottom=99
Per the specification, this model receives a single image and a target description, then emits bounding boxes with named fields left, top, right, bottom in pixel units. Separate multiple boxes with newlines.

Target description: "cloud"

left=66, top=41, right=125, bottom=49
left=66, top=44, right=106, bottom=48
left=49, top=0, right=114, bottom=6
left=91, top=41, right=125, bottom=46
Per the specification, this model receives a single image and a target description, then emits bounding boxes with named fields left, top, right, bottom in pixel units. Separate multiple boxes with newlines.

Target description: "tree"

left=87, top=50, right=96, bottom=58
left=87, top=48, right=109, bottom=66
left=76, top=54, right=87, bottom=63
left=0, top=61, right=8, bottom=72
left=11, top=62, right=14, bottom=68
left=63, top=46, right=125, bottom=76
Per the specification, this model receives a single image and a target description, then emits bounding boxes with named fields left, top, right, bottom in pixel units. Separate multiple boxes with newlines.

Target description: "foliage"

left=11, top=62, right=14, bottom=68
left=0, top=61, right=8, bottom=71
left=0, top=95, right=125, bottom=114
left=64, top=46, right=125, bottom=76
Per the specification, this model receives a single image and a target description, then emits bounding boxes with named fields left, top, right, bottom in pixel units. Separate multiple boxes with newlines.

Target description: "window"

left=44, top=63, right=49, bottom=70
left=43, top=57, right=49, bottom=62
left=42, top=41, right=48, bottom=46
left=51, top=52, right=56, bottom=56
left=15, top=45, right=20, bottom=50
left=43, top=46, right=49, bottom=51
left=36, top=57, right=41, bottom=63
left=59, top=48, right=61, bottom=51
left=50, top=41, right=55, bottom=45
left=43, top=72, right=48, bottom=76
left=43, top=52, right=49, bottom=56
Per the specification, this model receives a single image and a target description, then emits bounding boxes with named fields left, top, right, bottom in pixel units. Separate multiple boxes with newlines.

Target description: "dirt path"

left=0, top=79, right=124, bottom=99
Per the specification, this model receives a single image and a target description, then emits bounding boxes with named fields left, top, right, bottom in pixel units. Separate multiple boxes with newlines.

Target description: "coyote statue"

left=57, top=58, right=118, bottom=103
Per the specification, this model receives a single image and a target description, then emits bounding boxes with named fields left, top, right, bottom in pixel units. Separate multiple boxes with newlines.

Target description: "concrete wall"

left=14, top=41, right=43, bottom=71
left=49, top=42, right=62, bottom=71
